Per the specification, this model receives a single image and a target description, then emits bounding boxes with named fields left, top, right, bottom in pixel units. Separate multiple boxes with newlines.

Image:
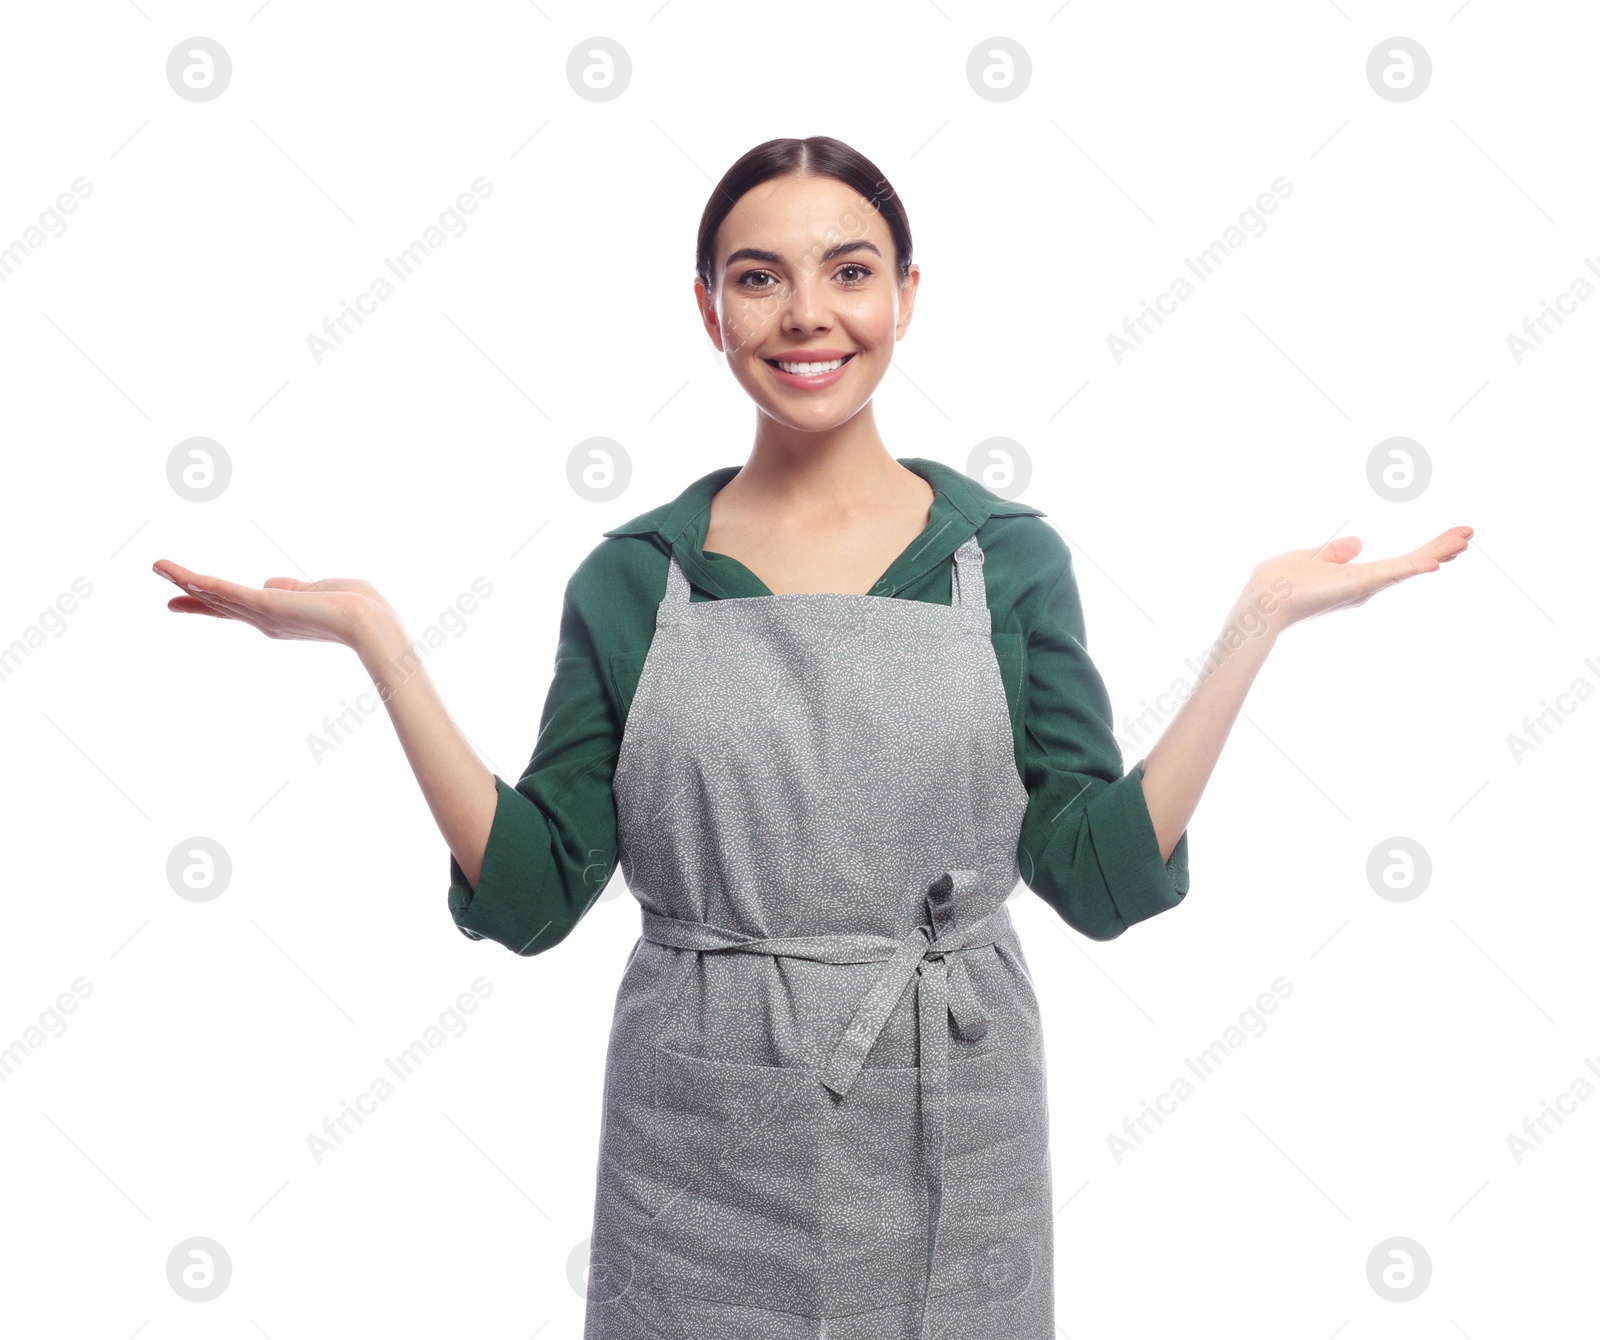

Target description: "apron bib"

left=585, top=535, right=1054, bottom=1340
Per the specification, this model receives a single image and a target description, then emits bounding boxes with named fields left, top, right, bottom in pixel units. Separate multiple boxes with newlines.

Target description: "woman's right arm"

left=354, top=609, right=499, bottom=891
left=153, top=558, right=626, bottom=955
left=154, top=560, right=500, bottom=890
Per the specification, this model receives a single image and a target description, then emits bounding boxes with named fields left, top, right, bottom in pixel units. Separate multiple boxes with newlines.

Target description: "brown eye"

left=838, top=264, right=872, bottom=285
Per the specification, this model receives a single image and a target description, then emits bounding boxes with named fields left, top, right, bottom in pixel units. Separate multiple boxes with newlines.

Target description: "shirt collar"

left=601, top=457, right=1045, bottom=599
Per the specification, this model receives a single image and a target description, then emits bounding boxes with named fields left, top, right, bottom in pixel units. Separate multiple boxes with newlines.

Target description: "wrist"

left=1211, top=593, right=1283, bottom=666
left=1234, top=567, right=1300, bottom=642
left=352, top=606, right=412, bottom=670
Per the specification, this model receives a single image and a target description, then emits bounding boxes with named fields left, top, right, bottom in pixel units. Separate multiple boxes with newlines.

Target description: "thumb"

left=1311, top=535, right=1363, bottom=565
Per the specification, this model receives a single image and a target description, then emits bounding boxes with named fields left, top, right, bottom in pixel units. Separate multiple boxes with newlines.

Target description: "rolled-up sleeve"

left=1014, top=524, right=1189, bottom=940
left=447, top=581, right=623, bottom=956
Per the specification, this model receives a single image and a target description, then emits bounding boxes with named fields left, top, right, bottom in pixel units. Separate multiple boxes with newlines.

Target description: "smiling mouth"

left=764, top=353, right=855, bottom=375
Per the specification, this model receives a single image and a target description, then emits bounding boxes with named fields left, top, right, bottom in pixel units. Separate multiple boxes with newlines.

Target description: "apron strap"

left=950, top=535, right=989, bottom=612
left=658, top=550, right=692, bottom=619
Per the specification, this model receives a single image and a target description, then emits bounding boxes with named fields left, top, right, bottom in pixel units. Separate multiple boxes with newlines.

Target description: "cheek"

left=720, top=298, right=784, bottom=353
left=850, top=294, right=901, bottom=341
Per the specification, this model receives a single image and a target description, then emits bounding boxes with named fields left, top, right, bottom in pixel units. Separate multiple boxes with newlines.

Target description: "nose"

left=780, top=268, right=833, bottom=333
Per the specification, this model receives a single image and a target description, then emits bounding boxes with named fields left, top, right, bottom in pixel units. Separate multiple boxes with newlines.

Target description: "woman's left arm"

left=1140, top=526, right=1474, bottom=861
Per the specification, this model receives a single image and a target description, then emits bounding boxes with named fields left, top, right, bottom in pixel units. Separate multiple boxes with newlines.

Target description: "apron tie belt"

left=638, top=869, right=1003, bottom=1337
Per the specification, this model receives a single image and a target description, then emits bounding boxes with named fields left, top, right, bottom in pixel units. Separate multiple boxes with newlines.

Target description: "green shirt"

left=447, top=457, right=1189, bottom=954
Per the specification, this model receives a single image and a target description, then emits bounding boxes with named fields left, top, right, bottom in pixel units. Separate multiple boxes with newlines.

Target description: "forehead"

left=715, top=173, right=892, bottom=268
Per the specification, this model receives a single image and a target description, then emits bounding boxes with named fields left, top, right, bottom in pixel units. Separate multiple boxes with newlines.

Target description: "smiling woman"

left=152, top=132, right=1471, bottom=1340
left=693, top=144, right=915, bottom=481
left=556, top=137, right=1085, bottom=1340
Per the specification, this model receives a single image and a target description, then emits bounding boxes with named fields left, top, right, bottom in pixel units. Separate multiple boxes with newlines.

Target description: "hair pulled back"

left=694, top=137, right=914, bottom=293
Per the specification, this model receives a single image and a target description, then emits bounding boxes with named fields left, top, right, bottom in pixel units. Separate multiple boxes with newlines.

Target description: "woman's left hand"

left=1240, top=525, right=1474, bottom=638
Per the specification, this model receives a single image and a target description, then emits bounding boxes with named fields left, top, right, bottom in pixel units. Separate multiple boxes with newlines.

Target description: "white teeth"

left=775, top=357, right=846, bottom=375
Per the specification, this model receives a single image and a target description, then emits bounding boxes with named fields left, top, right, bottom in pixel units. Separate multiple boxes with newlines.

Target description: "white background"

left=1, top=2, right=1594, bottom=1336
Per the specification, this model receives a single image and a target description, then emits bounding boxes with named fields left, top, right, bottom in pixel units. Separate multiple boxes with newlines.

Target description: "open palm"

left=1248, top=525, right=1473, bottom=635
left=152, top=559, right=391, bottom=649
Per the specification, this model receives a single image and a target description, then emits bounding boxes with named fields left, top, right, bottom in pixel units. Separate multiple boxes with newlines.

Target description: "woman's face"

left=697, top=173, right=919, bottom=432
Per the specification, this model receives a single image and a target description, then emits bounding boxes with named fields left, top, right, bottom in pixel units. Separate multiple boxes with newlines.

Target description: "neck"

left=732, top=412, right=919, bottom=515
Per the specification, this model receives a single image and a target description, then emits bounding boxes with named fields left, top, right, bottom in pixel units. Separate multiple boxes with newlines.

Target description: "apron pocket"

left=930, top=1048, right=1051, bottom=1317
left=825, top=1049, right=1047, bottom=1317
left=821, top=1063, right=925, bottom=1314
left=645, top=1042, right=825, bottom=1316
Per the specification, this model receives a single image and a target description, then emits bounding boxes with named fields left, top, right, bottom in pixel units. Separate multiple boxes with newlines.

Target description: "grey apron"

left=585, top=535, right=1054, bottom=1340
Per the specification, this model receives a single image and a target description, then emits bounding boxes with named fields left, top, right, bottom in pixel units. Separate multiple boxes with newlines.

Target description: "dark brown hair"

left=694, top=137, right=914, bottom=293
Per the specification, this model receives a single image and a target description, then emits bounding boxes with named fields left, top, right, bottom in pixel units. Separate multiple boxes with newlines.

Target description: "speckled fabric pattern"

left=585, top=536, right=1054, bottom=1339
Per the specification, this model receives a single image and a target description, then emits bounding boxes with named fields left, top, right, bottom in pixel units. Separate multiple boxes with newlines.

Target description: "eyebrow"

left=722, top=239, right=884, bottom=270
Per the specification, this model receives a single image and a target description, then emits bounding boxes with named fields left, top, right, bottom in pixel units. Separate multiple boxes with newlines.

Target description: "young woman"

left=154, top=136, right=1472, bottom=1339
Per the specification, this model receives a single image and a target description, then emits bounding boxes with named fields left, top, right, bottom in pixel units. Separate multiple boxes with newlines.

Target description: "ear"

left=895, top=263, right=921, bottom=341
left=693, top=277, right=724, bottom=353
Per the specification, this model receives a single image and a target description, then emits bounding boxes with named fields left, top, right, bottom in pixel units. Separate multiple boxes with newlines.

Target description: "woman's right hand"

left=152, top=559, right=396, bottom=652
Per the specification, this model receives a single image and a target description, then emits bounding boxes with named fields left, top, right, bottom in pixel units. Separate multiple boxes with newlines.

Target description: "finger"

left=167, top=595, right=235, bottom=619
left=153, top=559, right=200, bottom=588
left=1367, top=527, right=1472, bottom=581
left=1351, top=553, right=1442, bottom=593
left=156, top=563, right=314, bottom=633
left=192, top=575, right=301, bottom=627
left=179, top=572, right=266, bottom=605
left=1417, top=525, right=1473, bottom=562
left=153, top=560, right=247, bottom=604
left=176, top=583, right=279, bottom=633
left=1309, top=535, right=1364, bottom=565
left=154, top=558, right=222, bottom=587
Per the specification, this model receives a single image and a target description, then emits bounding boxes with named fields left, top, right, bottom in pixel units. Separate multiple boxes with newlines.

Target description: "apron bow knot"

left=818, top=868, right=998, bottom=1098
